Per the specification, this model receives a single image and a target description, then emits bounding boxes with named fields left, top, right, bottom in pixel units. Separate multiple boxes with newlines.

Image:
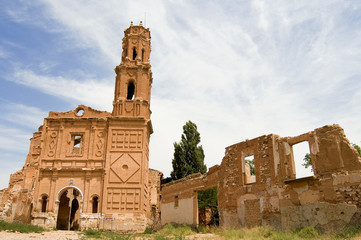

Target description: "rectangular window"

left=72, top=135, right=82, bottom=154
left=244, top=155, right=256, bottom=184
left=292, top=141, right=314, bottom=178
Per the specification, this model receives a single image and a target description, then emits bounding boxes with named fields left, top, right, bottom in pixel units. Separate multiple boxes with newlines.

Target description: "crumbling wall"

left=148, top=169, right=163, bottom=229
left=161, top=166, right=220, bottom=226
left=161, top=124, right=361, bottom=232
left=0, top=128, right=42, bottom=224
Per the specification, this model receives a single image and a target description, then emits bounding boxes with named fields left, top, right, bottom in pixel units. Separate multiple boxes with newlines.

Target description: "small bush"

left=144, top=227, right=155, bottom=234
left=84, top=229, right=102, bottom=238
left=296, top=226, right=319, bottom=238
left=153, top=236, right=172, bottom=240
left=102, top=232, right=134, bottom=240
left=196, top=225, right=211, bottom=233
left=218, top=228, right=245, bottom=240
left=268, top=231, right=297, bottom=240
left=155, top=223, right=195, bottom=237
left=0, top=220, right=44, bottom=233
left=337, top=225, right=361, bottom=239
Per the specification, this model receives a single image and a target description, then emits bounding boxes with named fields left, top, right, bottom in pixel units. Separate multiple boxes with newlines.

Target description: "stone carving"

left=109, top=153, right=140, bottom=183
left=48, top=131, right=58, bottom=157
left=106, top=188, right=140, bottom=211
left=111, top=130, right=142, bottom=150
left=95, top=131, right=104, bottom=157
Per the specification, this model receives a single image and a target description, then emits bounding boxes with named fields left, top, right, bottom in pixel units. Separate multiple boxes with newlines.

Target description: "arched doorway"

left=56, top=188, right=81, bottom=230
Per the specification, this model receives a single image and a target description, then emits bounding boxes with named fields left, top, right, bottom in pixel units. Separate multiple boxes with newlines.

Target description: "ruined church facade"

left=0, top=23, right=161, bottom=232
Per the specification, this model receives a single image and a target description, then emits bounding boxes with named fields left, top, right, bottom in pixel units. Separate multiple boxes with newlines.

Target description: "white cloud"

left=9, top=69, right=114, bottom=111
left=1, top=0, right=361, bottom=180
left=0, top=125, right=30, bottom=152
left=0, top=102, right=47, bottom=129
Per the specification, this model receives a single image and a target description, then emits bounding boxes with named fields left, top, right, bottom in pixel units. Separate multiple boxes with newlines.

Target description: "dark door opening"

left=56, top=189, right=80, bottom=230
left=70, top=199, right=79, bottom=230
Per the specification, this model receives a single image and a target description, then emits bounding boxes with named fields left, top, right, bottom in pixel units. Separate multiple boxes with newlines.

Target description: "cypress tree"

left=171, top=121, right=207, bottom=180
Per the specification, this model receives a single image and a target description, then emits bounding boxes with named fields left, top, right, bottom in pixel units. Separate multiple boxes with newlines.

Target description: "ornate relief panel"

left=110, top=130, right=142, bottom=150
left=95, top=131, right=105, bottom=157
left=47, top=131, right=58, bottom=158
left=106, top=188, right=140, bottom=211
left=109, top=153, right=142, bottom=183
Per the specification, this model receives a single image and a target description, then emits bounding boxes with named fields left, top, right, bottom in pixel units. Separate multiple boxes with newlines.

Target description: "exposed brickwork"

left=161, top=125, right=361, bottom=232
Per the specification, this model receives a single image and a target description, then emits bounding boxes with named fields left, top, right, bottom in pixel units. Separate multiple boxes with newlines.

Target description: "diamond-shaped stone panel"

left=110, top=153, right=140, bottom=182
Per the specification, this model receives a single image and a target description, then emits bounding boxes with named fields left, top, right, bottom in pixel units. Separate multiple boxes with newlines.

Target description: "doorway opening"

left=197, top=186, right=219, bottom=227
left=56, top=188, right=81, bottom=230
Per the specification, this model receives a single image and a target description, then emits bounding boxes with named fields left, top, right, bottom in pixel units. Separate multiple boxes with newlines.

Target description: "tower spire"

left=112, top=23, right=152, bottom=118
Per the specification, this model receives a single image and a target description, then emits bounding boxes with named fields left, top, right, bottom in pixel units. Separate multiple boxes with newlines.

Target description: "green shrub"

left=196, top=225, right=210, bottom=233
left=153, top=236, right=172, bottom=240
left=144, top=227, right=155, bottom=234
left=102, top=232, right=134, bottom=240
left=155, top=223, right=195, bottom=237
left=296, top=226, right=320, bottom=238
left=0, top=220, right=44, bottom=233
left=337, top=225, right=361, bottom=239
left=218, top=228, right=245, bottom=240
left=84, top=229, right=102, bottom=238
left=268, top=231, right=297, bottom=240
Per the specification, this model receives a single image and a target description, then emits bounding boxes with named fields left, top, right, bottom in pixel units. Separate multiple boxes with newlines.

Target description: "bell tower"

left=112, top=21, right=152, bottom=118
left=103, top=22, right=153, bottom=232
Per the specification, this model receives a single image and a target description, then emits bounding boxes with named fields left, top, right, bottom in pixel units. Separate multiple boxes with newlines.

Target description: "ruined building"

left=0, top=22, right=161, bottom=232
left=161, top=125, right=361, bottom=232
left=1, top=23, right=361, bottom=233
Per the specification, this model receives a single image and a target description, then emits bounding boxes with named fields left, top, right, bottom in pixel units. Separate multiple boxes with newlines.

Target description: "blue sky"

left=0, top=0, right=361, bottom=188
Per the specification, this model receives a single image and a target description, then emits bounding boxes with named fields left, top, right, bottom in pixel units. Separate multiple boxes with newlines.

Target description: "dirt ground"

left=0, top=231, right=220, bottom=240
left=0, top=230, right=82, bottom=240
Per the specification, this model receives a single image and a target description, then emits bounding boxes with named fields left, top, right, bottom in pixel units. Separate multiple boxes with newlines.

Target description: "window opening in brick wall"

left=72, top=135, right=82, bottom=154
left=127, top=82, right=135, bottom=100
left=92, top=196, right=98, bottom=213
left=132, top=47, right=137, bottom=60
left=41, top=195, right=48, bottom=212
left=244, top=155, right=256, bottom=184
left=141, top=49, right=145, bottom=61
left=292, top=141, right=314, bottom=178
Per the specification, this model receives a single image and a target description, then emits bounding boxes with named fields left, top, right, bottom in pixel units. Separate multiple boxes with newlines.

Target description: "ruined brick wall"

left=0, top=128, right=43, bottom=224
left=217, top=134, right=281, bottom=228
left=148, top=169, right=162, bottom=229
left=161, top=166, right=220, bottom=226
left=161, top=124, right=361, bottom=232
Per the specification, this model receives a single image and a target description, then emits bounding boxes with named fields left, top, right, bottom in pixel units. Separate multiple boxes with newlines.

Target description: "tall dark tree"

left=171, top=121, right=207, bottom=180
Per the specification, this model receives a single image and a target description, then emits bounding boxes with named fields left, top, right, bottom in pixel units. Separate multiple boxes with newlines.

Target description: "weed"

left=144, top=227, right=155, bottom=234
left=195, top=225, right=209, bottom=233
left=154, top=223, right=195, bottom=238
left=337, top=225, right=361, bottom=239
left=0, top=220, right=44, bottom=233
left=153, top=236, right=172, bottom=240
left=296, top=226, right=319, bottom=239
left=218, top=228, right=245, bottom=240
left=268, top=231, right=297, bottom=240
left=84, top=229, right=102, bottom=238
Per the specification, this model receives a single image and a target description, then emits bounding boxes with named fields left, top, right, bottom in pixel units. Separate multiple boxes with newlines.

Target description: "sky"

left=0, top=0, right=361, bottom=189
